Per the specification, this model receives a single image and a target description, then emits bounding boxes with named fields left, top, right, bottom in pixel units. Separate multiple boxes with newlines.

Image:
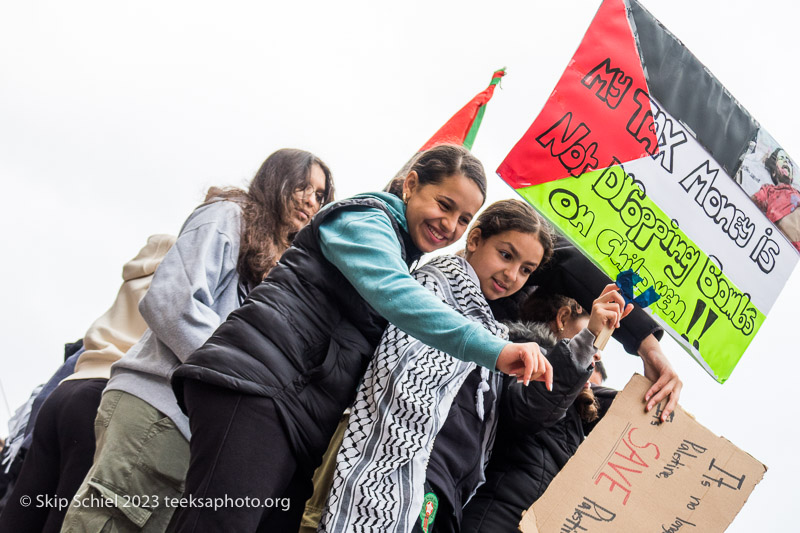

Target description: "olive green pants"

left=61, top=390, right=189, bottom=533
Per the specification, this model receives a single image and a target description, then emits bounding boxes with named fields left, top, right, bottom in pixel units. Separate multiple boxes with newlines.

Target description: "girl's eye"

left=438, top=200, right=450, bottom=211
left=499, top=250, right=511, bottom=260
left=521, top=266, right=534, bottom=276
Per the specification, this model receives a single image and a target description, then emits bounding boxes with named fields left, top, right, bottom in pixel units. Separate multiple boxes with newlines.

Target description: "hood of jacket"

left=121, top=234, right=176, bottom=281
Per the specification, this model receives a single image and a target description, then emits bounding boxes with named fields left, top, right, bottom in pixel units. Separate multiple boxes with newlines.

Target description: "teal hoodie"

left=318, top=192, right=507, bottom=370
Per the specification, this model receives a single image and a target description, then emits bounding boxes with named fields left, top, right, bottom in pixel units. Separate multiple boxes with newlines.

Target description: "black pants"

left=172, top=380, right=312, bottom=533
left=0, top=378, right=107, bottom=533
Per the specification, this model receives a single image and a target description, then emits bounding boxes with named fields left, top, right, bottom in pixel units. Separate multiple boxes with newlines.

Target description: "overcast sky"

left=1, top=1, right=797, bottom=530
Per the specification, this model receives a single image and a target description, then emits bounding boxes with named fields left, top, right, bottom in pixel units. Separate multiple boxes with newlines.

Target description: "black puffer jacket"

left=172, top=196, right=422, bottom=471
left=460, top=384, right=617, bottom=533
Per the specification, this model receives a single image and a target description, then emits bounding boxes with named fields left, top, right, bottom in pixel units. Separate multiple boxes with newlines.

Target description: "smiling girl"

left=168, top=145, right=550, bottom=532
left=319, top=200, right=565, bottom=533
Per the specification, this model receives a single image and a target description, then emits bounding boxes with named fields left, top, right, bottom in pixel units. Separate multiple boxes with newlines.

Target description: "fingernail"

left=524, top=379, right=530, bottom=386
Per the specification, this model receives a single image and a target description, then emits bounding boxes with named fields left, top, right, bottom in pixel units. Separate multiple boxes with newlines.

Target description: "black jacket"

left=172, top=196, right=422, bottom=471
left=426, top=322, right=597, bottom=531
left=460, top=385, right=617, bottom=533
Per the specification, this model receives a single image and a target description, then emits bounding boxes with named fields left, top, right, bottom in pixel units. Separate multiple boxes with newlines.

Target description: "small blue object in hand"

left=615, top=269, right=660, bottom=308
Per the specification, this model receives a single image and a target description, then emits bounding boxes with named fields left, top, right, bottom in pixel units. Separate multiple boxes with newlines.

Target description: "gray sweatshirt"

left=107, top=200, right=243, bottom=439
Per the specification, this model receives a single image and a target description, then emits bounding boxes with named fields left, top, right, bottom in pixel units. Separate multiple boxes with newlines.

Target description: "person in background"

left=61, top=149, right=334, bottom=533
left=0, top=234, right=174, bottom=533
left=460, top=290, right=618, bottom=532
left=491, top=234, right=681, bottom=422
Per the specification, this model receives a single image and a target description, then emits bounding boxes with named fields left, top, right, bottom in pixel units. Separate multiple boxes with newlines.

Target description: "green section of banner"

left=515, top=165, right=767, bottom=382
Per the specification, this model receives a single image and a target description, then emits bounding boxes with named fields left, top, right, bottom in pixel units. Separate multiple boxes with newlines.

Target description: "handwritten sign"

left=519, top=375, right=766, bottom=533
left=498, top=0, right=798, bottom=382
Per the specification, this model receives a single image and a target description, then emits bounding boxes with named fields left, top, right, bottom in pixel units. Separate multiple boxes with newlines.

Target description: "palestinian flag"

left=420, top=68, right=505, bottom=151
left=498, top=0, right=798, bottom=382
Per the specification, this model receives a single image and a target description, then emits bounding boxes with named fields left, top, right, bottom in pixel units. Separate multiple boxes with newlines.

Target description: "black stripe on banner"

left=627, top=0, right=759, bottom=177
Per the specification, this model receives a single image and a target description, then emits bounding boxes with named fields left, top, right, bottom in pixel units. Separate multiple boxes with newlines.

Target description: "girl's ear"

left=555, top=305, right=572, bottom=332
left=402, top=170, right=419, bottom=202
left=465, top=227, right=482, bottom=254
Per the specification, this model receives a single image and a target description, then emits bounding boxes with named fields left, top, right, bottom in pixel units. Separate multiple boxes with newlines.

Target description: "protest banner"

left=519, top=374, right=766, bottom=533
left=497, top=0, right=799, bottom=382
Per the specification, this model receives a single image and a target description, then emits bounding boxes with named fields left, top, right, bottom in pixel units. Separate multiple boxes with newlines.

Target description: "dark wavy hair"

left=204, top=148, right=334, bottom=286
left=519, top=289, right=585, bottom=324
left=385, top=144, right=487, bottom=203
left=470, top=199, right=555, bottom=265
left=575, top=386, right=600, bottom=423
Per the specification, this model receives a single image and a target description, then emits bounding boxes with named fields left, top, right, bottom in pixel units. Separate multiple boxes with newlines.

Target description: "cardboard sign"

left=497, top=0, right=799, bottom=382
left=519, top=375, right=766, bottom=533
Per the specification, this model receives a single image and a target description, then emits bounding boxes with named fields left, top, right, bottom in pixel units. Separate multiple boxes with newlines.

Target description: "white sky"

left=1, top=1, right=797, bottom=530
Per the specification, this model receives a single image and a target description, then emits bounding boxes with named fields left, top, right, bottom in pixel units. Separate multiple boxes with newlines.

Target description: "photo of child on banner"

left=497, top=0, right=798, bottom=382
left=736, top=130, right=800, bottom=252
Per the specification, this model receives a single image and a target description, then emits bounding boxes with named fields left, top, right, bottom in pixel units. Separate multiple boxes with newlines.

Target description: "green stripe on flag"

left=463, top=104, right=487, bottom=151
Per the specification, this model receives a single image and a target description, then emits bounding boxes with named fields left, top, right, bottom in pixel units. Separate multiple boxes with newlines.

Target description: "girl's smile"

left=466, top=229, right=545, bottom=300
left=403, top=172, right=484, bottom=253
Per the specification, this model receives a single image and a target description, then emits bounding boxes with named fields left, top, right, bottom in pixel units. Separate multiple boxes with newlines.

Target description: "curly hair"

left=575, top=387, right=600, bottom=423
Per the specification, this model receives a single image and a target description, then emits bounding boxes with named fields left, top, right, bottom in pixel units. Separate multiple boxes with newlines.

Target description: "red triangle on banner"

left=498, top=0, right=656, bottom=188
left=420, top=69, right=505, bottom=152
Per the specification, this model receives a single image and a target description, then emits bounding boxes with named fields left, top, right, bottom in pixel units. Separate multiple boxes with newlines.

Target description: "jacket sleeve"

left=319, top=207, right=507, bottom=370
left=501, top=329, right=596, bottom=434
left=72, top=234, right=176, bottom=379
left=138, top=203, right=241, bottom=363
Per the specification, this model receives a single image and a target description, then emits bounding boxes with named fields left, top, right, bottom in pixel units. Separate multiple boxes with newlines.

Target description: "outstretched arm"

left=319, top=206, right=550, bottom=386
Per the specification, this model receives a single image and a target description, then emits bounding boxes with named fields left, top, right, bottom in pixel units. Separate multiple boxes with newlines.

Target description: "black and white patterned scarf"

left=319, top=255, right=507, bottom=533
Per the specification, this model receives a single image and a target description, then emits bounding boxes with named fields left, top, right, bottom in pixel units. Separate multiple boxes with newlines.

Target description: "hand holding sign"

left=519, top=375, right=764, bottom=533
left=639, top=335, right=683, bottom=421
